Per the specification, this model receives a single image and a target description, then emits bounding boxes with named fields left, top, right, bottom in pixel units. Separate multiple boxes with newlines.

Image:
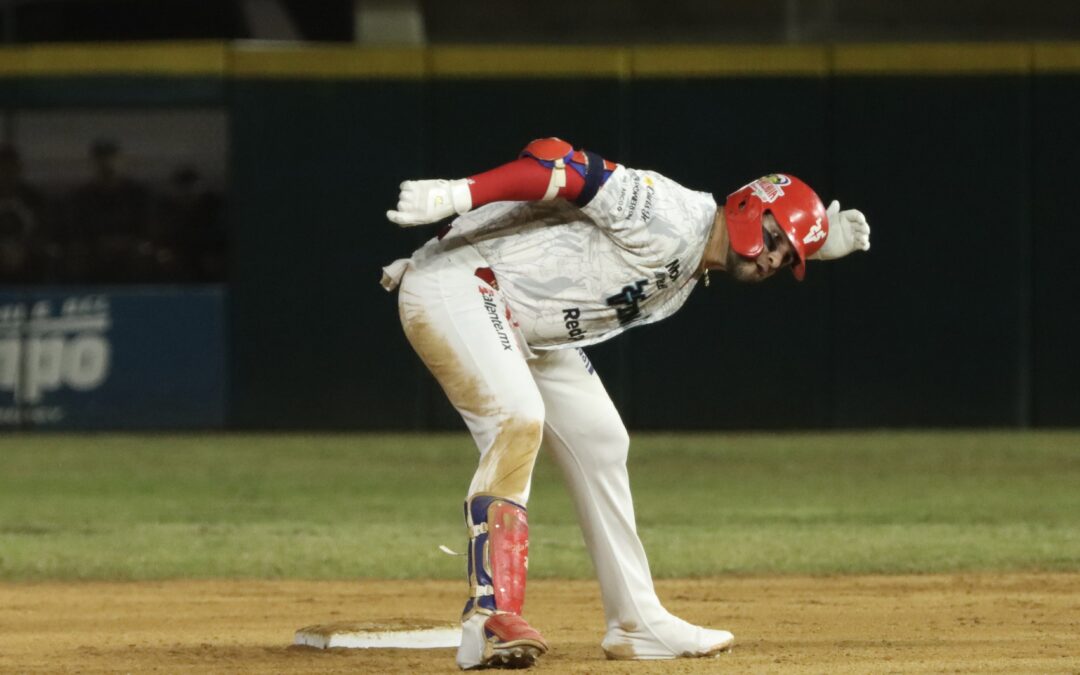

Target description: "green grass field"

left=1, top=431, right=1078, bottom=581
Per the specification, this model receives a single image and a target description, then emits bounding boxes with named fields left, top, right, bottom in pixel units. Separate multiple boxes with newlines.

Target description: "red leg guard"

left=488, top=500, right=529, bottom=615
left=460, top=496, right=548, bottom=669
left=463, top=495, right=532, bottom=618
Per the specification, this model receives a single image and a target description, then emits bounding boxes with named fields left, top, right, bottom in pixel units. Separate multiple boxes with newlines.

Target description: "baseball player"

left=381, top=138, right=870, bottom=669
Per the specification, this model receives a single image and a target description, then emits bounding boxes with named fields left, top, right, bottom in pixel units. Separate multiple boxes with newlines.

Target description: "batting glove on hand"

left=386, top=179, right=473, bottom=227
left=811, top=200, right=871, bottom=260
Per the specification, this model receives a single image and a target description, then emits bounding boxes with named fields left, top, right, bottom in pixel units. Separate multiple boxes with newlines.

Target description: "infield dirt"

left=1, top=574, right=1078, bottom=673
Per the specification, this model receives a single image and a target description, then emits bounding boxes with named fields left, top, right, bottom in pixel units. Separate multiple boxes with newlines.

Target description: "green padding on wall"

left=829, top=76, right=1030, bottom=426
left=0, top=76, right=224, bottom=107
left=227, top=79, right=425, bottom=428
left=1031, top=75, right=1080, bottom=426
left=4, top=41, right=1079, bottom=428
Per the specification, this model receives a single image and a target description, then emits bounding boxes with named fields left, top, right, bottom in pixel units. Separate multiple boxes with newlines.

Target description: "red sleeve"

left=466, top=157, right=586, bottom=207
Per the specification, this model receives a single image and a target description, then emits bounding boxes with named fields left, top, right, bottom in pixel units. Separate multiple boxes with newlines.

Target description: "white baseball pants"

left=395, top=243, right=704, bottom=652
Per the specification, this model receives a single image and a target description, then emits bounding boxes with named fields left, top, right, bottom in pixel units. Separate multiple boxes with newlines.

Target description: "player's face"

left=726, top=215, right=798, bottom=283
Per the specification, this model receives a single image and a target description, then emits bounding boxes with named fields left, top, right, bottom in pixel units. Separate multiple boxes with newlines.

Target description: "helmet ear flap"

left=724, top=186, right=765, bottom=258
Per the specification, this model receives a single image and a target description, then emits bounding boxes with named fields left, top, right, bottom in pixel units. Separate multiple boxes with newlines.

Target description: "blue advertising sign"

left=0, top=287, right=226, bottom=429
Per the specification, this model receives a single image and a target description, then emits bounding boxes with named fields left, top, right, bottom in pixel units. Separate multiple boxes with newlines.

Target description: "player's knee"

left=501, top=392, right=545, bottom=431
left=501, top=408, right=544, bottom=440
left=505, top=415, right=545, bottom=457
left=490, top=396, right=546, bottom=457
left=480, top=414, right=545, bottom=495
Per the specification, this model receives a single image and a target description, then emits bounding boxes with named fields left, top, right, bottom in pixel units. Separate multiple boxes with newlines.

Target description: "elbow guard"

left=520, top=137, right=615, bottom=206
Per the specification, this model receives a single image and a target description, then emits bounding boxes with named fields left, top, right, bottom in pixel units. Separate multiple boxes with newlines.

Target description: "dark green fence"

left=3, top=43, right=1077, bottom=429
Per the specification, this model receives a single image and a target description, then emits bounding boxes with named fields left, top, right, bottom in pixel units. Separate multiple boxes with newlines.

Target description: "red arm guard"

left=468, top=157, right=585, bottom=205
left=466, top=137, right=616, bottom=209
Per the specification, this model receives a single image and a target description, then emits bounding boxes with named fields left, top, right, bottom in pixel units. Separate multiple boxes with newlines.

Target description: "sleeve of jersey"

left=465, top=137, right=617, bottom=210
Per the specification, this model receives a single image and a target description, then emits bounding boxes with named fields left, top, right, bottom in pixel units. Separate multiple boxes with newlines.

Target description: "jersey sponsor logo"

left=640, top=179, right=656, bottom=222
left=562, top=308, right=587, bottom=341
left=605, top=279, right=649, bottom=326
left=474, top=267, right=499, bottom=290
left=803, top=217, right=826, bottom=244
left=613, top=173, right=656, bottom=222
left=654, top=259, right=681, bottom=290
left=627, top=177, right=643, bottom=216
left=478, top=287, right=514, bottom=351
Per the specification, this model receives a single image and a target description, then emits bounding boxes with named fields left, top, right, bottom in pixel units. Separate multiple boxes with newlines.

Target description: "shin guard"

left=458, top=494, right=546, bottom=668
left=462, top=494, right=530, bottom=618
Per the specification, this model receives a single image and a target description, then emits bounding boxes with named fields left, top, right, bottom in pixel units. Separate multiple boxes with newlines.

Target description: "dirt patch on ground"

left=1, top=574, right=1078, bottom=673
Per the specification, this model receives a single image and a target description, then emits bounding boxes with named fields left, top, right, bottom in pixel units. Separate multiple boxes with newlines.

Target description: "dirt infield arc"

left=1, top=574, right=1078, bottom=673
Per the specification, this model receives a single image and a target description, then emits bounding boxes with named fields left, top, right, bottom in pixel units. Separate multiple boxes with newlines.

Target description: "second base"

left=294, top=620, right=461, bottom=649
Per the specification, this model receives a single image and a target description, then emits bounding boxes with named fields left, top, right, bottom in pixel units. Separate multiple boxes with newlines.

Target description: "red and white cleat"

left=457, top=612, right=548, bottom=670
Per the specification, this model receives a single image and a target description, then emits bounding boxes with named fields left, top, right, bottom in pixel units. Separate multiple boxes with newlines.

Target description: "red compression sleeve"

left=466, top=158, right=586, bottom=207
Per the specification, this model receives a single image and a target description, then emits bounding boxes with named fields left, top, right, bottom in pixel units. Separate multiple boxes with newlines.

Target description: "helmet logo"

left=750, top=173, right=790, bottom=204
left=803, top=217, right=826, bottom=244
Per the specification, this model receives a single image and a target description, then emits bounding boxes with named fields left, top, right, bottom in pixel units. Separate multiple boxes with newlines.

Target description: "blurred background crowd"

left=0, top=138, right=224, bottom=284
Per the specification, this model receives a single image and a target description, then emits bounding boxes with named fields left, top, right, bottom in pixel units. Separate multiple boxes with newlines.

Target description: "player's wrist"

left=450, top=179, right=473, bottom=214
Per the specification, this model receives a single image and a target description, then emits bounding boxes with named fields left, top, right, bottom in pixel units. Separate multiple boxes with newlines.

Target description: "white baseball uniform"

left=382, top=164, right=733, bottom=657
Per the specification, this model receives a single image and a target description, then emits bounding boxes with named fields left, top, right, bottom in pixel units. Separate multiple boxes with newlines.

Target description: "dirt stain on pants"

left=400, top=308, right=494, bottom=418
left=471, top=417, right=544, bottom=501
left=400, top=307, right=543, bottom=503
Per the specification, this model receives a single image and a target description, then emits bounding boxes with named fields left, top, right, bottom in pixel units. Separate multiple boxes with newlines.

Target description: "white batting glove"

left=386, top=179, right=473, bottom=227
left=811, top=200, right=871, bottom=260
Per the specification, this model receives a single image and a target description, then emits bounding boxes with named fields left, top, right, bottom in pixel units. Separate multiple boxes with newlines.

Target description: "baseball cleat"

left=486, top=643, right=544, bottom=669
left=457, top=612, right=548, bottom=670
left=601, top=614, right=734, bottom=660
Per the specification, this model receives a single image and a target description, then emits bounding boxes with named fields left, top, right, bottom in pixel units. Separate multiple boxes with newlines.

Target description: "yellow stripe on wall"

left=834, top=43, right=1031, bottom=75
left=429, top=46, right=628, bottom=78
left=633, top=45, right=829, bottom=77
left=2, top=41, right=1080, bottom=79
left=230, top=44, right=424, bottom=79
left=0, top=42, right=227, bottom=76
left=1033, top=42, right=1080, bottom=72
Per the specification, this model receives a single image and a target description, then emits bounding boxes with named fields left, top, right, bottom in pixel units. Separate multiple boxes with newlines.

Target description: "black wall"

left=4, top=45, right=1076, bottom=429
left=1032, top=75, right=1080, bottom=426
left=228, top=72, right=1079, bottom=429
left=228, top=79, right=426, bottom=429
left=829, top=76, right=1032, bottom=427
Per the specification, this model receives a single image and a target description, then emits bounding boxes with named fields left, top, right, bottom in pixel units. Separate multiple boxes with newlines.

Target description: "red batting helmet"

left=723, top=174, right=828, bottom=281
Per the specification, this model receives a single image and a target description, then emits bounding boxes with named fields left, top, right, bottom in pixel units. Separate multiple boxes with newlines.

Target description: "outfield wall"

left=0, top=288, right=226, bottom=429
left=1, top=42, right=1078, bottom=429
